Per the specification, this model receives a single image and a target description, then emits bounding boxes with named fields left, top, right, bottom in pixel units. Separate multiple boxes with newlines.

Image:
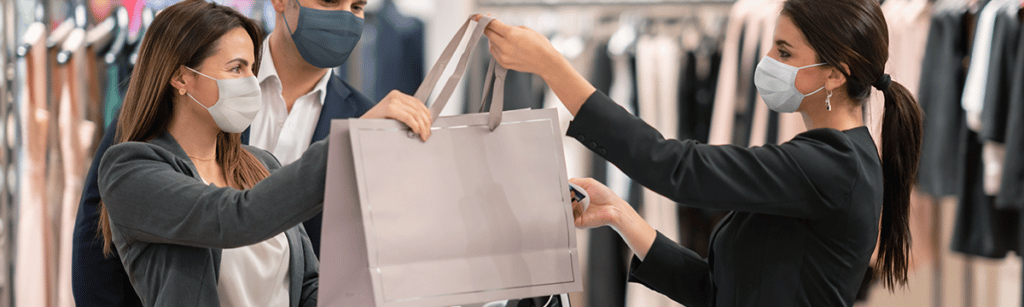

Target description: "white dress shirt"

left=250, top=36, right=334, bottom=165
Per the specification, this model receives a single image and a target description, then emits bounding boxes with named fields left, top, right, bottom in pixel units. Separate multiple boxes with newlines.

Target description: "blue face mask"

left=282, top=0, right=364, bottom=68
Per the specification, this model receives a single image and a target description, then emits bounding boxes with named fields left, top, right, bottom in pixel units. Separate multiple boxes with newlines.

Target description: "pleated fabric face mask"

left=281, top=0, right=364, bottom=68
left=754, top=56, right=826, bottom=113
left=185, top=66, right=262, bottom=134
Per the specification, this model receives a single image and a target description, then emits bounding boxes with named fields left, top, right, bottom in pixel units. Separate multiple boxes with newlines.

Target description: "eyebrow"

left=227, top=58, right=250, bottom=67
left=354, top=0, right=367, bottom=5
left=775, top=40, right=792, bottom=48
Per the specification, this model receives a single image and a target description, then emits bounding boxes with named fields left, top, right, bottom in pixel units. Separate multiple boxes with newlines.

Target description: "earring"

left=826, top=90, right=833, bottom=111
left=179, top=88, right=186, bottom=95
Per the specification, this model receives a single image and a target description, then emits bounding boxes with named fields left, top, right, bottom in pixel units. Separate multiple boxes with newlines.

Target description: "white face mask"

left=185, top=66, right=261, bottom=133
left=754, top=56, right=826, bottom=113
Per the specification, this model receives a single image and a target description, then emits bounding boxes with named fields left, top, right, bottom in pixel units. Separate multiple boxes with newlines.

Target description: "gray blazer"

left=98, top=131, right=329, bottom=306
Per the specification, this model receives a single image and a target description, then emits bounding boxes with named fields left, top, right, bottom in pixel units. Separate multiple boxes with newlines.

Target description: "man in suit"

left=71, top=0, right=431, bottom=305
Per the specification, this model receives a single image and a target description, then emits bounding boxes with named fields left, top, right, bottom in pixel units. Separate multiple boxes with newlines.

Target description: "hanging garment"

left=584, top=40, right=629, bottom=307
left=996, top=18, right=1024, bottom=209
left=625, top=33, right=684, bottom=307
left=677, top=46, right=721, bottom=144
left=370, top=0, right=425, bottom=102
left=708, top=0, right=756, bottom=146
left=962, top=0, right=1014, bottom=133
left=882, top=0, right=932, bottom=100
left=978, top=7, right=1019, bottom=143
left=747, top=4, right=782, bottom=147
left=676, top=46, right=727, bottom=258
left=57, top=29, right=98, bottom=307
left=917, top=10, right=970, bottom=197
left=15, top=22, right=52, bottom=307
left=977, top=7, right=1020, bottom=197
left=950, top=126, right=1020, bottom=258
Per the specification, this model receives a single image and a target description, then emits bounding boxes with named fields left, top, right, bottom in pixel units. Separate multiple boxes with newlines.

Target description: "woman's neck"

left=800, top=94, right=864, bottom=132
left=167, top=102, right=220, bottom=161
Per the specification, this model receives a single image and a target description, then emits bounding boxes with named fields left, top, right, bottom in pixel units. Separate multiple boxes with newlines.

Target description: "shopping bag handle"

left=477, top=59, right=507, bottom=131
left=413, top=15, right=507, bottom=131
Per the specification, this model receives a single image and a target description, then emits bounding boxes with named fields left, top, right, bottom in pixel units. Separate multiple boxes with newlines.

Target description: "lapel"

left=148, top=131, right=224, bottom=277
left=705, top=210, right=734, bottom=306
left=149, top=131, right=203, bottom=182
left=310, top=75, right=354, bottom=144
left=241, top=74, right=354, bottom=145
left=707, top=210, right=736, bottom=264
left=284, top=228, right=301, bottom=307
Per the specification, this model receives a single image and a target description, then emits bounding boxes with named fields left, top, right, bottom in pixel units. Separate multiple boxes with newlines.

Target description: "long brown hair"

left=782, top=0, right=924, bottom=290
left=98, top=0, right=269, bottom=256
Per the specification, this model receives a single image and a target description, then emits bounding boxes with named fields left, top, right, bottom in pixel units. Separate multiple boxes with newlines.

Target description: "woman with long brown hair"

left=95, top=1, right=431, bottom=305
left=477, top=0, right=923, bottom=305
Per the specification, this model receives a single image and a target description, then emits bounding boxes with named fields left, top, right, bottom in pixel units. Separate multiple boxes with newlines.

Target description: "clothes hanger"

left=17, top=2, right=47, bottom=58
left=103, top=6, right=128, bottom=65
left=128, top=7, right=155, bottom=66
left=608, top=12, right=638, bottom=56
left=86, top=14, right=117, bottom=56
left=56, top=4, right=88, bottom=65
left=47, top=18, right=76, bottom=50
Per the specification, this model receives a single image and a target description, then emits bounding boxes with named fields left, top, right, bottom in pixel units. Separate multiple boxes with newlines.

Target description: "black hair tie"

left=873, top=74, right=892, bottom=91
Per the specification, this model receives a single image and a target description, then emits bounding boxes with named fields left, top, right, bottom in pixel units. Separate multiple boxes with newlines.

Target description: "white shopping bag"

left=319, top=15, right=582, bottom=307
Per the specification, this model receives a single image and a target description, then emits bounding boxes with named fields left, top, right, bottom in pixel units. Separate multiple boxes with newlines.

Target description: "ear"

left=825, top=62, right=849, bottom=92
left=170, top=66, right=191, bottom=96
left=271, top=0, right=290, bottom=14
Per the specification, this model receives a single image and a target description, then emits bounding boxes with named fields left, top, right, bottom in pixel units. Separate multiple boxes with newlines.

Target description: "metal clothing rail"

left=478, top=0, right=736, bottom=7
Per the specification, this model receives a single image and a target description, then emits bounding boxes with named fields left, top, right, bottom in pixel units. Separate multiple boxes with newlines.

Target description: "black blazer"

left=565, top=91, right=884, bottom=307
left=71, top=75, right=371, bottom=306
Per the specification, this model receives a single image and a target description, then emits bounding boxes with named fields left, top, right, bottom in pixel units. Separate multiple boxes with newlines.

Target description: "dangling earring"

left=825, top=90, right=833, bottom=111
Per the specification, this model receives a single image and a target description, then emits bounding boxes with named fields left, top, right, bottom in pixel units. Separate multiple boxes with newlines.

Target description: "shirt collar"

left=257, top=35, right=332, bottom=106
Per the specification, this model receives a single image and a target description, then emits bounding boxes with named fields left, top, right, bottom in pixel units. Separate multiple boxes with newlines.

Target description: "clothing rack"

left=477, top=0, right=735, bottom=7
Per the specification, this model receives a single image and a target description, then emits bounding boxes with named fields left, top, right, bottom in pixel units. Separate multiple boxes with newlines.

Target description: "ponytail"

left=874, top=80, right=923, bottom=290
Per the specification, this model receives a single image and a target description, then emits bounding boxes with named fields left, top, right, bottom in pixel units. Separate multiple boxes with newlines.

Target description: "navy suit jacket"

left=241, top=75, right=374, bottom=258
left=71, top=74, right=373, bottom=306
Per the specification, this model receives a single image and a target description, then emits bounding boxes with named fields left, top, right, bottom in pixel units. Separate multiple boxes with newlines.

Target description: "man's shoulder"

left=326, top=74, right=374, bottom=109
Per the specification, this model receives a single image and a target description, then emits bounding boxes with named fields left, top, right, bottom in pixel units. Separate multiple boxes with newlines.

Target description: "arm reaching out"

left=474, top=15, right=596, bottom=116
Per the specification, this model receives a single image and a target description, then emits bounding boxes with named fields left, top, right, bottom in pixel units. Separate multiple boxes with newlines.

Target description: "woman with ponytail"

left=476, top=0, right=923, bottom=305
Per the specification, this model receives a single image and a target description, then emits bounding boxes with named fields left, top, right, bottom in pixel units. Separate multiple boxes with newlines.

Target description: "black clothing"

left=951, top=127, right=1020, bottom=257
left=917, top=11, right=970, bottom=197
left=566, top=91, right=883, bottom=307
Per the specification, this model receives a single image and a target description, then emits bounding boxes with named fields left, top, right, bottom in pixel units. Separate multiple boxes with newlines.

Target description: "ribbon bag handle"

left=413, top=15, right=506, bottom=131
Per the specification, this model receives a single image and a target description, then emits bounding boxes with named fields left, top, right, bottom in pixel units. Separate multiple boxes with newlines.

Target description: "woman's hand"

left=570, top=177, right=658, bottom=260
left=473, top=15, right=562, bottom=78
left=569, top=178, right=628, bottom=229
left=361, top=90, right=432, bottom=141
left=472, top=15, right=596, bottom=116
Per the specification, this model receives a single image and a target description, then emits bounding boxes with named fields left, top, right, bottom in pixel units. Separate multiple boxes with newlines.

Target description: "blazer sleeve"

left=566, top=91, right=861, bottom=220
left=97, top=139, right=330, bottom=248
left=628, top=231, right=712, bottom=307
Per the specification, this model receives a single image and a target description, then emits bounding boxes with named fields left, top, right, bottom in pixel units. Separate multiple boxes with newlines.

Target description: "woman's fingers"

left=569, top=178, right=601, bottom=193
left=399, top=96, right=431, bottom=141
left=405, top=95, right=432, bottom=140
left=484, top=17, right=513, bottom=38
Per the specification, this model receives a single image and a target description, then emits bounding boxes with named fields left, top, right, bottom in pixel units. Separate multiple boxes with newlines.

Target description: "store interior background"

left=2, top=0, right=1022, bottom=306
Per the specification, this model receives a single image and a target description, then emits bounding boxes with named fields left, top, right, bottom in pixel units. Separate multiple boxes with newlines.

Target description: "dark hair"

left=98, top=0, right=268, bottom=257
left=782, top=0, right=923, bottom=290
